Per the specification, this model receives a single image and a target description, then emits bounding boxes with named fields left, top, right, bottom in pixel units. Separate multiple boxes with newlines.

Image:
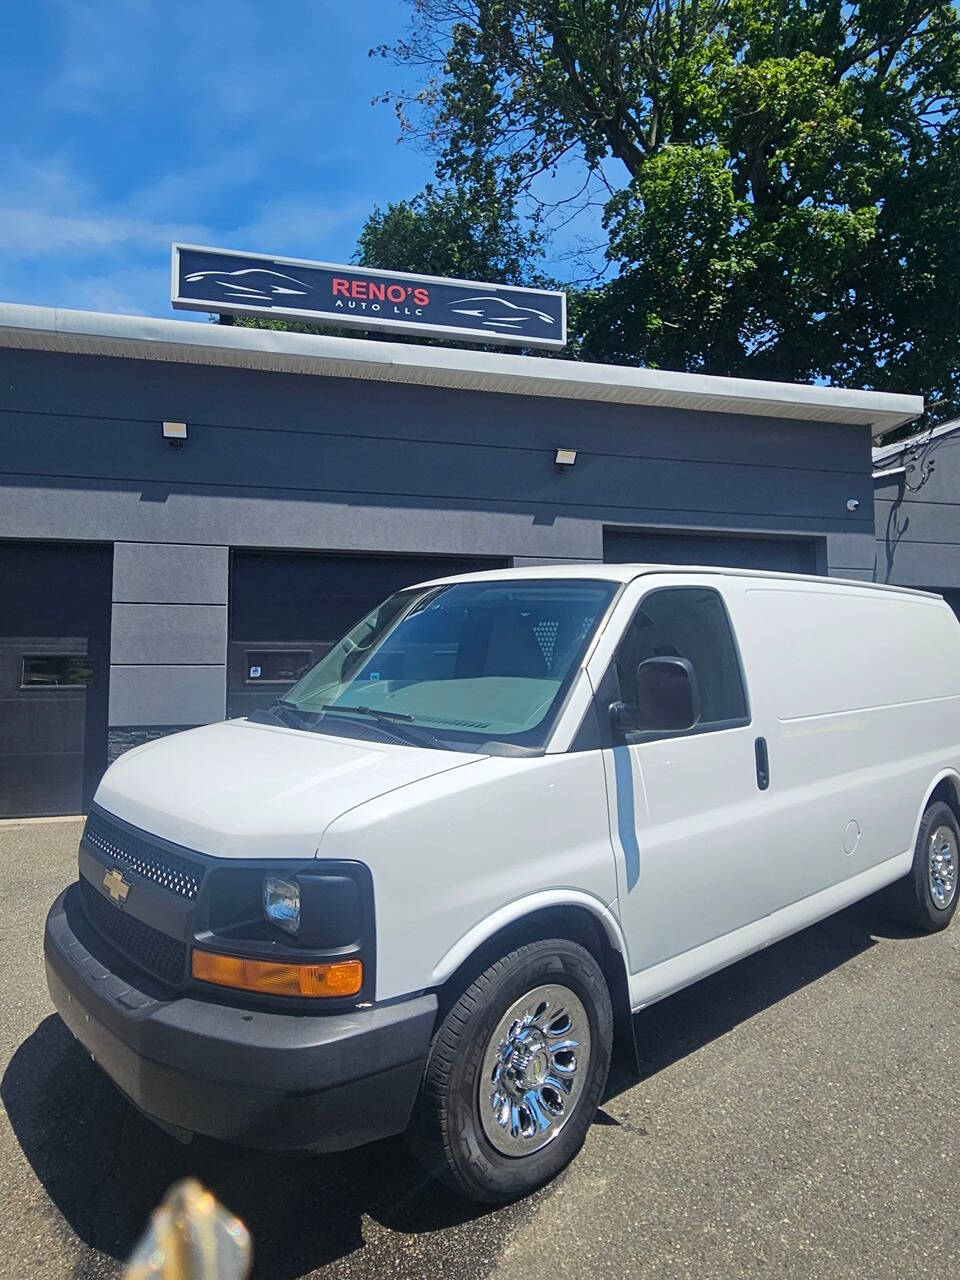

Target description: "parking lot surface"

left=0, top=817, right=957, bottom=1279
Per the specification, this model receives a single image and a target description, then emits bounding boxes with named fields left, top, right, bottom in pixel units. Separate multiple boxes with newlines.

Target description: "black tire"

left=407, top=937, right=613, bottom=1203
left=888, top=800, right=960, bottom=932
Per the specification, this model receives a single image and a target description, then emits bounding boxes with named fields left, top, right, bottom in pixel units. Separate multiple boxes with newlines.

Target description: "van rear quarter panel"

left=317, top=750, right=618, bottom=1003
left=729, top=580, right=960, bottom=903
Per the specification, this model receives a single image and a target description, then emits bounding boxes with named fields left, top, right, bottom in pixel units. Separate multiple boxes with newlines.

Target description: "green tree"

left=356, top=182, right=543, bottom=282
left=377, top=1, right=960, bottom=423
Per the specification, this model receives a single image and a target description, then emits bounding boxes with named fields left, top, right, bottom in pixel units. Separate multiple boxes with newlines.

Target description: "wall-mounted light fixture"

left=554, top=447, right=577, bottom=473
left=162, top=421, right=188, bottom=449
left=846, top=498, right=860, bottom=511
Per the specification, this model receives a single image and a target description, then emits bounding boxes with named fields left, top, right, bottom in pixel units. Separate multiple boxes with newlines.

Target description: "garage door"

left=603, top=530, right=819, bottom=574
left=227, top=550, right=508, bottom=718
left=0, top=542, right=112, bottom=817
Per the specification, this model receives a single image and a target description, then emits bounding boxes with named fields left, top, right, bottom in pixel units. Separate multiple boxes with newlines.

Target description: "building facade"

left=0, top=301, right=921, bottom=817
left=874, top=418, right=960, bottom=613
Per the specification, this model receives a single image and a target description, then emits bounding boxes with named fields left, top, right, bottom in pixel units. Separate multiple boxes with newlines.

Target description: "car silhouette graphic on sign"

left=447, top=296, right=557, bottom=332
left=183, top=268, right=310, bottom=302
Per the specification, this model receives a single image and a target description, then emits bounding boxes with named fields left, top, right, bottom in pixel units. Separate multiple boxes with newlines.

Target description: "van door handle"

left=755, top=737, right=770, bottom=791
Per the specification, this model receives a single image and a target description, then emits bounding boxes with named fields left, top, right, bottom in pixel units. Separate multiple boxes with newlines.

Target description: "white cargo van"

left=45, top=566, right=959, bottom=1201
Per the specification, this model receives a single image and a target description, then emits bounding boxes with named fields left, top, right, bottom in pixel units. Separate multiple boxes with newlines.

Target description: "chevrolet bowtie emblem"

left=102, top=867, right=131, bottom=905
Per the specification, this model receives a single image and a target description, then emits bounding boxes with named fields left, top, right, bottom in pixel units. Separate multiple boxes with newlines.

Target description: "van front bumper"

left=43, top=885, right=437, bottom=1152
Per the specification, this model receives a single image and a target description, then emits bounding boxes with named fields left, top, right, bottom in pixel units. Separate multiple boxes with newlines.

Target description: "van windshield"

left=272, top=579, right=618, bottom=752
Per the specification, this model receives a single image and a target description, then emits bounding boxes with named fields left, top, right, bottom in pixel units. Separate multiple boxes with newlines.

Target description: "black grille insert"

left=80, top=878, right=187, bottom=986
left=83, top=811, right=204, bottom=900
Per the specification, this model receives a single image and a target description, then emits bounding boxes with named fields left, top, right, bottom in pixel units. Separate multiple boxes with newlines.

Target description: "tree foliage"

left=356, top=183, right=543, bottom=282
left=374, top=1, right=960, bottom=422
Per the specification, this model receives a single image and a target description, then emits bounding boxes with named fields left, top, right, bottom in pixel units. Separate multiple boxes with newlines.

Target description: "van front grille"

left=83, top=811, right=204, bottom=900
left=80, top=877, right=188, bottom=987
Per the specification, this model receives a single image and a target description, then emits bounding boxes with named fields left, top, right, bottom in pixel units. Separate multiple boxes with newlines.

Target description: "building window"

left=20, top=655, right=97, bottom=689
left=243, top=650, right=314, bottom=685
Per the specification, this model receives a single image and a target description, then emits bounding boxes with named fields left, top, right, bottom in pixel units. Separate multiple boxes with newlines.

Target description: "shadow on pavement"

left=602, top=892, right=913, bottom=1102
left=2, top=892, right=915, bottom=1277
left=1, top=1015, right=495, bottom=1278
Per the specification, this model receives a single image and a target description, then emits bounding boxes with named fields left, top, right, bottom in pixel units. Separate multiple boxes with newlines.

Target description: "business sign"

left=171, top=244, right=566, bottom=349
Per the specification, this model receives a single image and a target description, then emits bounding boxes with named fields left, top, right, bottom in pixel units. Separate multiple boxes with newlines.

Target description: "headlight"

left=263, top=876, right=300, bottom=935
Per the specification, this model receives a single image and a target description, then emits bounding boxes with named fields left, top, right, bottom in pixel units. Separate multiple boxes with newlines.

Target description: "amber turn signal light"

left=192, top=949, right=363, bottom=998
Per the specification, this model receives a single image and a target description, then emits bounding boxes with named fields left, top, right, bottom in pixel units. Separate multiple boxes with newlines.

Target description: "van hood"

left=94, top=719, right=483, bottom=859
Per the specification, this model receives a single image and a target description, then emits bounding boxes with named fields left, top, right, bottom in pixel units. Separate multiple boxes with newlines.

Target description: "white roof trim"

left=873, top=415, right=960, bottom=464
left=0, top=300, right=922, bottom=436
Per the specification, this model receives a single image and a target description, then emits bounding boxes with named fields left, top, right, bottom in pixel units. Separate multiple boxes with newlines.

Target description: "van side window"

left=614, top=587, right=748, bottom=730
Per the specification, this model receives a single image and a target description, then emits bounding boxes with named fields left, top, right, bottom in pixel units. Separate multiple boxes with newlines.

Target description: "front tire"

left=889, top=800, right=959, bottom=932
left=407, top=937, right=613, bottom=1203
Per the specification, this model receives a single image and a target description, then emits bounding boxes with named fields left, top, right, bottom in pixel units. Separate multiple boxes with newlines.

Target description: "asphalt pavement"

left=0, top=817, right=957, bottom=1279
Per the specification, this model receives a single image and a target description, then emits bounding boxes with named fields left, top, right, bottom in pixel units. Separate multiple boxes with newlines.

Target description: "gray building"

left=0, top=300, right=921, bottom=817
left=874, top=418, right=960, bottom=612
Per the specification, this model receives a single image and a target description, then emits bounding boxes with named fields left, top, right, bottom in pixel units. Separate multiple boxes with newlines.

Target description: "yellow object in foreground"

left=192, top=949, right=363, bottom=997
left=124, top=1179, right=251, bottom=1280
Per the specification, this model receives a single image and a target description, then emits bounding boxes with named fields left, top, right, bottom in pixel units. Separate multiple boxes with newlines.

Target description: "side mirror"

left=610, top=656, right=701, bottom=735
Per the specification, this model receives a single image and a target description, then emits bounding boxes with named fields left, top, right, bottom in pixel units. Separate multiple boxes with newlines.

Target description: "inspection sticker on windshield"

left=249, top=666, right=261, bottom=679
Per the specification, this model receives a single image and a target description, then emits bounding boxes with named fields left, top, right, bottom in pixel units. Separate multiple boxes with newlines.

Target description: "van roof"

left=414, top=562, right=943, bottom=601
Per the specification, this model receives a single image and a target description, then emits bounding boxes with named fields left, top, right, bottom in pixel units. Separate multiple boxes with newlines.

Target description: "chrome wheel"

left=479, top=983, right=591, bottom=1158
left=929, top=824, right=958, bottom=910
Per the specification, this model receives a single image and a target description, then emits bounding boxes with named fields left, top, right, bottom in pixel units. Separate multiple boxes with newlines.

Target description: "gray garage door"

left=0, top=542, right=112, bottom=817
left=603, top=530, right=819, bottom=574
left=227, top=550, right=508, bottom=718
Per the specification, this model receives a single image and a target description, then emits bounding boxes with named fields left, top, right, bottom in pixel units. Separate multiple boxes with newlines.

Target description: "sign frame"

left=170, top=243, right=566, bottom=350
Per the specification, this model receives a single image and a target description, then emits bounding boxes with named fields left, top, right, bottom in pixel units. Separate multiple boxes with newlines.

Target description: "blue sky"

left=0, top=1, right=443, bottom=317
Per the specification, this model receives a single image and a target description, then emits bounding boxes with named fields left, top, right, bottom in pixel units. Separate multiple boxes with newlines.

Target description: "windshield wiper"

left=321, top=703, right=414, bottom=721
left=319, top=703, right=446, bottom=750
left=248, top=699, right=318, bottom=731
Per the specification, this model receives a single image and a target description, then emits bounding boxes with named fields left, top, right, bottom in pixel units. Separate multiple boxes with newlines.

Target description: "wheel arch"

left=429, top=893, right=637, bottom=1073
left=916, top=770, right=960, bottom=843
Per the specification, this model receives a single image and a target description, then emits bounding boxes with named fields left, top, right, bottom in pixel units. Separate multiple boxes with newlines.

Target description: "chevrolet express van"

left=44, top=566, right=960, bottom=1201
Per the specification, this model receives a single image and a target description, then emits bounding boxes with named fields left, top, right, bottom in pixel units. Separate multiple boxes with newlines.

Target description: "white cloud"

left=39, top=0, right=162, bottom=116
left=0, top=161, right=368, bottom=261
left=0, top=161, right=374, bottom=313
left=229, top=198, right=374, bottom=256
left=0, top=207, right=211, bottom=256
left=127, top=148, right=263, bottom=218
left=0, top=1, right=434, bottom=315
left=39, top=0, right=326, bottom=129
left=57, top=263, right=172, bottom=316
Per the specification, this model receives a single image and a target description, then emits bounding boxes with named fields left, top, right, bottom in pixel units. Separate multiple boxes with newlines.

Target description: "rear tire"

left=407, top=937, right=613, bottom=1203
left=889, top=800, right=959, bottom=932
